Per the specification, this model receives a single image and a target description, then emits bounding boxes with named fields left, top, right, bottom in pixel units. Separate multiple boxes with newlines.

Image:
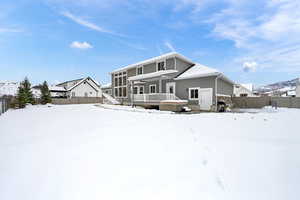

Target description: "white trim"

left=166, top=82, right=176, bottom=94
left=139, top=86, right=144, bottom=94
left=149, top=84, right=157, bottom=94
left=189, top=87, right=200, bottom=100
left=136, top=66, right=143, bottom=75
left=156, top=59, right=166, bottom=72
left=133, top=86, right=139, bottom=95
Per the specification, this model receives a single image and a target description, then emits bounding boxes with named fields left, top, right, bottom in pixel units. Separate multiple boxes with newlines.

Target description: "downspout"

left=131, top=81, right=134, bottom=107
left=215, top=74, right=222, bottom=111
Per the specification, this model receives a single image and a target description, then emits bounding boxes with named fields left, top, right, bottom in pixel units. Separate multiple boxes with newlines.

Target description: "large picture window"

left=114, top=71, right=127, bottom=98
left=189, top=88, right=199, bottom=100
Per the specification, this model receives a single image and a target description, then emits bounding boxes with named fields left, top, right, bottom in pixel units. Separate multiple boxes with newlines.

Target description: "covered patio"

left=128, top=70, right=185, bottom=106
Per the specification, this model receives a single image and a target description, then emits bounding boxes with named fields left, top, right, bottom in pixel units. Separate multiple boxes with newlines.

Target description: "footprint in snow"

left=216, top=176, right=226, bottom=191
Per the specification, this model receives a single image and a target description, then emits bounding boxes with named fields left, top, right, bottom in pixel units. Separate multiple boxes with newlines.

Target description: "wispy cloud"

left=70, top=41, right=93, bottom=49
left=199, top=0, right=300, bottom=73
left=164, top=41, right=175, bottom=52
left=61, top=11, right=123, bottom=37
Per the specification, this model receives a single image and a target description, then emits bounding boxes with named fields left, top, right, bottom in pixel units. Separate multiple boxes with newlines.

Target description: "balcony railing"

left=132, top=93, right=180, bottom=102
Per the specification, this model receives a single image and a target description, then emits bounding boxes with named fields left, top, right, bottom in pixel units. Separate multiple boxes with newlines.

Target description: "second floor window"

left=157, top=61, right=166, bottom=71
left=137, top=66, right=143, bottom=75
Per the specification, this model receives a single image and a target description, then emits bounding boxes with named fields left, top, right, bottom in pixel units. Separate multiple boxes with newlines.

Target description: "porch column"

left=131, top=81, right=134, bottom=107
left=159, top=79, right=162, bottom=93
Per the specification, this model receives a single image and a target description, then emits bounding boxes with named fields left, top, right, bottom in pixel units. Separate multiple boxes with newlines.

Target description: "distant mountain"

left=255, top=78, right=299, bottom=93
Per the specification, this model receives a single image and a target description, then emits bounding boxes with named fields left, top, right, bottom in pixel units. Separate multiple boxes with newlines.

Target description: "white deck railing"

left=132, top=93, right=180, bottom=102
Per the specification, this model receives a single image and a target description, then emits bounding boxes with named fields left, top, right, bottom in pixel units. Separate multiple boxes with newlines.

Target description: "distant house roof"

left=67, top=77, right=101, bottom=91
left=101, top=83, right=112, bottom=89
left=49, top=86, right=66, bottom=92
left=111, top=52, right=194, bottom=73
left=56, top=78, right=84, bottom=86
left=175, top=63, right=235, bottom=84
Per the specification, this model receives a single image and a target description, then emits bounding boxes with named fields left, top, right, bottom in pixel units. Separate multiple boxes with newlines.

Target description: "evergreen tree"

left=40, top=81, right=52, bottom=104
left=16, top=86, right=26, bottom=108
left=16, top=77, right=35, bottom=108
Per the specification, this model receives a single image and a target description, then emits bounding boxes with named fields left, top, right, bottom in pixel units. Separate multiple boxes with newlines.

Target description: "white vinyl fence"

left=0, top=98, right=10, bottom=115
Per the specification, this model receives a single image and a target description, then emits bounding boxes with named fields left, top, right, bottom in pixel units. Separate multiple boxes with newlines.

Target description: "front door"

left=166, top=82, right=176, bottom=94
left=199, top=88, right=213, bottom=111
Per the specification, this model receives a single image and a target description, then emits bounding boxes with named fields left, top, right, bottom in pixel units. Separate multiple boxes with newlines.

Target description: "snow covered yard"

left=0, top=104, right=299, bottom=200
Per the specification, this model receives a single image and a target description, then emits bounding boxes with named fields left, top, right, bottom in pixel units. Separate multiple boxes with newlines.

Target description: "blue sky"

left=0, top=0, right=299, bottom=86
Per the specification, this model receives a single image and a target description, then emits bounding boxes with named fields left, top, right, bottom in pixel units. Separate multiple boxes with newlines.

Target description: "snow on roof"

left=101, top=83, right=112, bottom=89
left=111, top=52, right=194, bottom=73
left=175, top=63, right=220, bottom=80
left=0, top=81, right=19, bottom=96
left=49, top=86, right=66, bottom=91
left=128, top=70, right=178, bottom=81
left=241, top=83, right=253, bottom=92
left=67, top=77, right=100, bottom=91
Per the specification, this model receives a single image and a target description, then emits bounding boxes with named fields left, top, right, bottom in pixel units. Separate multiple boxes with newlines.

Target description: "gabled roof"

left=56, top=78, right=84, bottom=86
left=111, top=52, right=194, bottom=73
left=175, top=63, right=220, bottom=80
left=175, top=63, right=235, bottom=84
left=101, top=83, right=112, bottom=89
left=67, top=77, right=101, bottom=91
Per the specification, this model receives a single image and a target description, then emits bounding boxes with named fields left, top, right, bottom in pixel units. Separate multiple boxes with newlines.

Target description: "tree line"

left=17, top=77, right=52, bottom=108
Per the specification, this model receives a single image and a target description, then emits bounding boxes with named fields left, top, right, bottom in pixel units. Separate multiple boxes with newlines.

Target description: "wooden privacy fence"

left=51, top=97, right=103, bottom=105
left=0, top=98, right=11, bottom=115
left=232, top=96, right=300, bottom=109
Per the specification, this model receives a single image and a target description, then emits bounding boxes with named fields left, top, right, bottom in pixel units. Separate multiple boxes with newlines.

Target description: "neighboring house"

left=296, top=78, right=300, bottom=97
left=234, top=84, right=257, bottom=97
left=51, top=77, right=102, bottom=98
left=0, top=81, right=19, bottom=97
left=101, top=83, right=112, bottom=95
left=110, top=52, right=234, bottom=111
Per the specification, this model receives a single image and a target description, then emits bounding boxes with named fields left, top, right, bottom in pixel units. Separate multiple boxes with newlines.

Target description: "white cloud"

left=61, top=11, right=122, bottom=36
left=201, top=0, right=300, bottom=73
left=242, top=61, right=257, bottom=72
left=164, top=41, right=175, bottom=52
left=70, top=41, right=93, bottom=49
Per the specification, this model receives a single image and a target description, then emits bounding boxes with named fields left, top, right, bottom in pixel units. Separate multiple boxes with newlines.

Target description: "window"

left=122, top=87, right=127, bottom=97
left=137, top=66, right=143, bottom=75
left=189, top=88, right=199, bottom=100
left=157, top=61, right=166, bottom=71
left=119, top=87, right=122, bottom=97
left=123, top=76, right=127, bottom=86
left=149, top=85, right=156, bottom=94
left=240, top=93, right=248, bottom=97
left=115, top=77, right=118, bottom=87
left=139, top=86, right=144, bottom=94
left=113, top=71, right=127, bottom=98
left=133, top=86, right=138, bottom=94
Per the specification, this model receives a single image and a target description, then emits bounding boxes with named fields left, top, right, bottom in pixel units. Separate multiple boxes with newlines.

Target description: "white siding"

left=234, top=85, right=256, bottom=97
left=70, top=80, right=101, bottom=97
